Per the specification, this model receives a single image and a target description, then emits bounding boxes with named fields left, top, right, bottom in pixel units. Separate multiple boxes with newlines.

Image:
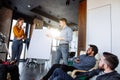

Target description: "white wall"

left=87, top=0, right=120, bottom=72
left=87, top=5, right=112, bottom=54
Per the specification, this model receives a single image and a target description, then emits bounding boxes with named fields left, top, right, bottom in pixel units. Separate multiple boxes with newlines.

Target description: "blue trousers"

left=11, top=39, right=23, bottom=65
left=49, top=68, right=74, bottom=80
left=42, top=64, right=76, bottom=80
left=55, top=44, right=69, bottom=65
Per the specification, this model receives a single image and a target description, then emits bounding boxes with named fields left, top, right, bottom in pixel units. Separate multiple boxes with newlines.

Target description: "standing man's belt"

left=59, top=44, right=68, bottom=45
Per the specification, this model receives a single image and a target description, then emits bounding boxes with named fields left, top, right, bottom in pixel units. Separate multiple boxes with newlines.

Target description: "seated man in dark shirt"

left=0, top=59, right=19, bottom=80
left=49, top=52, right=120, bottom=80
left=40, top=44, right=98, bottom=80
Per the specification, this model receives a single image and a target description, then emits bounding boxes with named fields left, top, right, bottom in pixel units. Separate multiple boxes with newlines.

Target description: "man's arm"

left=75, top=69, right=101, bottom=79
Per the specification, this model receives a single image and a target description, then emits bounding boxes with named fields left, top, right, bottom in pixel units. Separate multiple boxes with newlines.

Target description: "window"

left=8, top=19, right=28, bottom=59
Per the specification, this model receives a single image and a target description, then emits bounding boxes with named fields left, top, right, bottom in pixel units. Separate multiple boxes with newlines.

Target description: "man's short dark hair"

left=59, top=18, right=67, bottom=24
left=103, top=52, right=119, bottom=70
left=89, top=44, right=98, bottom=56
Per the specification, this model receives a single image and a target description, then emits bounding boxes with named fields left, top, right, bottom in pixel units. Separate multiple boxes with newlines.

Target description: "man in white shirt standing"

left=54, top=18, right=73, bottom=65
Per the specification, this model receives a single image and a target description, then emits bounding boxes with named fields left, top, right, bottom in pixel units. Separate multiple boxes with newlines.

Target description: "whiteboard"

left=26, top=29, right=52, bottom=59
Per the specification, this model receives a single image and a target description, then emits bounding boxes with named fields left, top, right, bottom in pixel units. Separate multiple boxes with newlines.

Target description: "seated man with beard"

left=40, top=44, right=98, bottom=80
left=49, top=52, right=120, bottom=80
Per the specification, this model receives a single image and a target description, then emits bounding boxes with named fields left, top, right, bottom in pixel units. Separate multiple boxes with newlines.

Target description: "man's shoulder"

left=112, top=71, right=120, bottom=78
left=66, top=26, right=72, bottom=30
left=80, top=54, right=96, bottom=61
left=97, top=71, right=120, bottom=80
left=80, top=54, right=95, bottom=58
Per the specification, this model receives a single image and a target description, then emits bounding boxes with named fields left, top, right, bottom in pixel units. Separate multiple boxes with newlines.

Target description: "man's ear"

left=104, top=63, right=108, bottom=69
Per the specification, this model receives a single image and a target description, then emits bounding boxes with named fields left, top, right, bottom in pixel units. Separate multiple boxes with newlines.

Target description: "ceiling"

left=1, top=0, right=82, bottom=30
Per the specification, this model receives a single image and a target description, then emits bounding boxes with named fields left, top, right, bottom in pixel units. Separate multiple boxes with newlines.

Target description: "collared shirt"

left=59, top=26, right=73, bottom=44
left=73, top=54, right=96, bottom=71
left=90, top=70, right=105, bottom=80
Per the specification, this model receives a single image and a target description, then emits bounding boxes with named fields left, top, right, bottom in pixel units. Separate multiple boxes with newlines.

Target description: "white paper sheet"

left=27, top=29, right=52, bottom=60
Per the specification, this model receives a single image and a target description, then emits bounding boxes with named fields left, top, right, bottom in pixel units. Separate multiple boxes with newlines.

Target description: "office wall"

left=87, top=5, right=111, bottom=54
left=87, top=0, right=120, bottom=72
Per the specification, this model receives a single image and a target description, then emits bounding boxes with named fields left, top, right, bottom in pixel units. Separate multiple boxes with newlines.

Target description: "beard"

left=86, top=52, right=90, bottom=56
left=98, top=64, right=105, bottom=70
left=86, top=53, right=89, bottom=56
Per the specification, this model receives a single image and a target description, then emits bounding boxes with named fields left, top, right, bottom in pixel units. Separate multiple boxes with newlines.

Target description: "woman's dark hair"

left=89, top=44, right=98, bottom=56
left=103, top=52, right=119, bottom=70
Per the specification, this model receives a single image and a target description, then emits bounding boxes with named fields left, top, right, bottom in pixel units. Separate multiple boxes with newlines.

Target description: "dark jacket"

left=75, top=69, right=120, bottom=80
left=0, top=64, right=7, bottom=80
left=96, top=70, right=120, bottom=80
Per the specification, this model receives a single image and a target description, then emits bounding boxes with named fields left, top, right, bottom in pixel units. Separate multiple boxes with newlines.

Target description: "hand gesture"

left=74, top=58, right=80, bottom=64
